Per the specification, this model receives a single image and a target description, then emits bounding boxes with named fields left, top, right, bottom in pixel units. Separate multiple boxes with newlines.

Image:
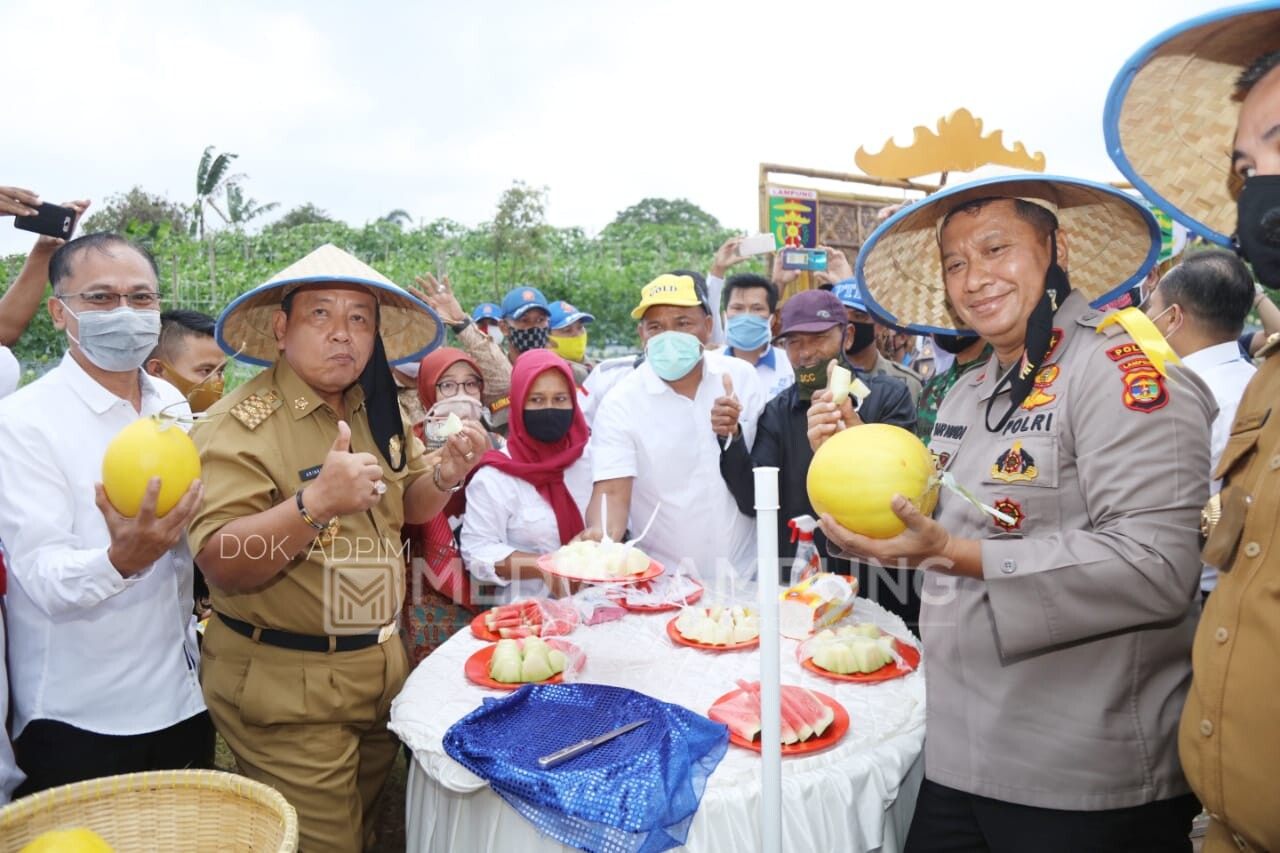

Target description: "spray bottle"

left=787, top=515, right=821, bottom=587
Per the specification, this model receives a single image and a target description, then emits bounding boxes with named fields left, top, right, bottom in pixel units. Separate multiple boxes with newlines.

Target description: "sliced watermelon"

left=728, top=681, right=800, bottom=744
left=708, top=692, right=761, bottom=741
left=779, top=686, right=814, bottom=742
left=798, top=687, right=836, bottom=737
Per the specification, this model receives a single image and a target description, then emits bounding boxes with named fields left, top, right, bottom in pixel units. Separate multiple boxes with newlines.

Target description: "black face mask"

left=523, top=407, right=574, bottom=443
left=845, top=322, right=876, bottom=356
left=934, top=333, right=979, bottom=355
left=509, top=326, right=550, bottom=353
left=1236, top=175, right=1280, bottom=289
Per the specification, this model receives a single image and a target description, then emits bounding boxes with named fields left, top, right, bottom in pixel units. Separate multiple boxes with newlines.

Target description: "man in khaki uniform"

left=189, top=244, right=487, bottom=853
left=818, top=176, right=1213, bottom=850
left=1106, top=9, right=1280, bottom=850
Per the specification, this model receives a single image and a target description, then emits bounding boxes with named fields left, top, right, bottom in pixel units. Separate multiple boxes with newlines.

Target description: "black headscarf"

left=984, top=233, right=1071, bottom=433
left=359, top=334, right=408, bottom=472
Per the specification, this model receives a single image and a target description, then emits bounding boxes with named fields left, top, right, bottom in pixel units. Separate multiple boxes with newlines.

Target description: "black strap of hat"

left=359, top=335, right=407, bottom=472
left=984, top=234, right=1071, bottom=433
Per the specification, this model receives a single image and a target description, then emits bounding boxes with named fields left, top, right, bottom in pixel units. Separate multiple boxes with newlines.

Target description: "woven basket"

left=0, top=770, right=298, bottom=852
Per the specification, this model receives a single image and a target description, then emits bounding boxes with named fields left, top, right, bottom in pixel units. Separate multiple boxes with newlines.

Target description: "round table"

left=390, top=593, right=926, bottom=853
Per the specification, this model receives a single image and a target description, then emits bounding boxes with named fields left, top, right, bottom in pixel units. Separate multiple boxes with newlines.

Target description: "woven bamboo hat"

left=216, top=243, right=443, bottom=366
left=855, top=174, right=1160, bottom=334
left=1104, top=2, right=1280, bottom=246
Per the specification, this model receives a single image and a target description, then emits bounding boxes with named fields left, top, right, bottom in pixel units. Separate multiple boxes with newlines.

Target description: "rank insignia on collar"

left=1020, top=364, right=1060, bottom=410
left=993, top=497, right=1025, bottom=532
left=1045, top=328, right=1064, bottom=362
left=1121, top=366, right=1169, bottom=414
left=229, top=390, right=283, bottom=430
left=933, top=451, right=953, bottom=471
left=992, top=441, right=1038, bottom=483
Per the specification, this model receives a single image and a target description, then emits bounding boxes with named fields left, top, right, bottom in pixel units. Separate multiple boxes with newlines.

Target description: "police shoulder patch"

left=229, top=389, right=283, bottom=430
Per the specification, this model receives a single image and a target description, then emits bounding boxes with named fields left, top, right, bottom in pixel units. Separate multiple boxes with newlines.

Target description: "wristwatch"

left=449, top=317, right=472, bottom=335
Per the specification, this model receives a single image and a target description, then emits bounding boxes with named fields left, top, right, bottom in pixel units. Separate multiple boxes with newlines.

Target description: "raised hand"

left=305, top=421, right=386, bottom=519
left=710, top=373, right=742, bottom=438
left=410, top=272, right=468, bottom=326
left=710, top=236, right=751, bottom=278
left=0, top=186, right=40, bottom=217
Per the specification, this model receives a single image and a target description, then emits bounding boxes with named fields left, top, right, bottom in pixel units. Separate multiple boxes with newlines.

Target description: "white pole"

left=753, top=466, right=782, bottom=853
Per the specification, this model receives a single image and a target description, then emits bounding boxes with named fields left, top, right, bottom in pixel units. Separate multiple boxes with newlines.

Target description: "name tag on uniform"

left=298, top=464, right=323, bottom=482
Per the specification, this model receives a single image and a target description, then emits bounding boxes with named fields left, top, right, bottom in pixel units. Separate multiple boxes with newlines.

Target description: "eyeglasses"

left=436, top=378, right=483, bottom=397
left=59, top=291, right=162, bottom=309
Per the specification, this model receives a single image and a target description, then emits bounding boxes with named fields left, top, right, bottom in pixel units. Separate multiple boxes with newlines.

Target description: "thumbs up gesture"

left=711, top=372, right=742, bottom=438
left=306, top=421, right=387, bottom=519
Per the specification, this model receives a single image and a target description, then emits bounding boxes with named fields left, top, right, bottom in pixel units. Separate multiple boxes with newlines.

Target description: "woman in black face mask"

left=459, top=350, right=593, bottom=603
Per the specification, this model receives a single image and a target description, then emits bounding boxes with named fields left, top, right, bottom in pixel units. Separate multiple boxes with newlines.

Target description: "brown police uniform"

left=189, top=357, right=429, bottom=853
left=1183, top=334, right=1280, bottom=853
left=922, top=291, right=1213, bottom=811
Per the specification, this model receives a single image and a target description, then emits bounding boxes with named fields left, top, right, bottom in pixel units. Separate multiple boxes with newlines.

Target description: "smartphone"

left=13, top=202, right=76, bottom=240
left=780, top=248, right=828, bottom=271
left=737, top=233, right=777, bottom=257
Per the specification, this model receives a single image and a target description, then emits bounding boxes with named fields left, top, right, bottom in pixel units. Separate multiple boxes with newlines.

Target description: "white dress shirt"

left=0, top=605, right=23, bottom=804
left=460, top=451, right=593, bottom=604
left=1182, top=341, right=1257, bottom=592
left=722, top=344, right=795, bottom=399
left=0, top=346, right=19, bottom=399
left=0, top=353, right=205, bottom=738
left=589, top=350, right=765, bottom=583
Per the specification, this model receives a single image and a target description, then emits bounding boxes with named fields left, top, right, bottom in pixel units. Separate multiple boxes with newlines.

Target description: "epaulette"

left=229, top=389, right=283, bottom=430
left=1258, top=331, right=1280, bottom=360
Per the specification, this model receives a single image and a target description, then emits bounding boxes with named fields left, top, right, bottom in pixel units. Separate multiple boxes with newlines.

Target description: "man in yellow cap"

left=585, top=270, right=766, bottom=584
left=1106, top=8, right=1280, bottom=850
left=188, top=244, right=487, bottom=852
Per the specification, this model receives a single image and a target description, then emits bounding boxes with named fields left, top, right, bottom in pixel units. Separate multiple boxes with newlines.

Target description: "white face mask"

left=62, top=303, right=161, bottom=372
left=485, top=324, right=505, bottom=346
left=1148, top=304, right=1181, bottom=342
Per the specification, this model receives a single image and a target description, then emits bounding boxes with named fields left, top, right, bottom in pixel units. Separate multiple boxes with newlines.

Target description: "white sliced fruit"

left=828, top=364, right=853, bottom=405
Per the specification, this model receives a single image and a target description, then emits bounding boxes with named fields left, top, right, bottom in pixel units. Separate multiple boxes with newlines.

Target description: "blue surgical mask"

left=726, top=313, right=771, bottom=351
left=61, top=303, right=161, bottom=372
left=645, top=331, right=703, bottom=381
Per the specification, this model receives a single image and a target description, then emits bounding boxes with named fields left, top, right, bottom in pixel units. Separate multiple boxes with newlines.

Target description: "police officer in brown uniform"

left=1107, top=8, right=1280, bottom=850
left=819, top=175, right=1214, bottom=851
left=188, top=244, right=488, bottom=852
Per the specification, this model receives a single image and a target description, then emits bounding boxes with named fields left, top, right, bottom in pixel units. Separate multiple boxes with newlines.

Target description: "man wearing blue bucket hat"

left=1106, top=6, right=1280, bottom=850
left=187, top=244, right=488, bottom=852
left=821, top=175, right=1214, bottom=850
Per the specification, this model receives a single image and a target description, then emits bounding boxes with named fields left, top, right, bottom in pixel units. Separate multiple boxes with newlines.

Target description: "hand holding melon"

left=807, top=424, right=950, bottom=565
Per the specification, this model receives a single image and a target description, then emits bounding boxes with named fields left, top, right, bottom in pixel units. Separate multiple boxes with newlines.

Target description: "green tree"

left=488, top=180, right=551, bottom=290
left=606, top=197, right=721, bottom=231
left=378, top=209, right=413, bottom=229
left=269, top=203, right=334, bottom=230
left=192, top=145, right=243, bottom=239
left=81, top=186, right=189, bottom=237
left=226, top=184, right=279, bottom=226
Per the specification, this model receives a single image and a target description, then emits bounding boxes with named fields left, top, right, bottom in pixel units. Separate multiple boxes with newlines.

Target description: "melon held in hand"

left=101, top=415, right=201, bottom=517
left=806, top=423, right=939, bottom=538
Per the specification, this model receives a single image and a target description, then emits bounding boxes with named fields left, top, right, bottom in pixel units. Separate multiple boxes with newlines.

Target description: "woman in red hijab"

left=401, top=347, right=501, bottom=666
left=460, top=350, right=592, bottom=603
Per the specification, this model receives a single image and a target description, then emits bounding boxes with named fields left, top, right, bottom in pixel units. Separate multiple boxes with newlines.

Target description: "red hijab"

left=477, top=350, right=589, bottom=544
left=417, top=347, right=483, bottom=410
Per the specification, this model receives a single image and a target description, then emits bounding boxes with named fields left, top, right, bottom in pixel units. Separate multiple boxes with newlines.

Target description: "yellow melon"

left=20, top=829, right=114, bottom=852
left=101, top=415, right=201, bottom=517
left=806, top=423, right=940, bottom=538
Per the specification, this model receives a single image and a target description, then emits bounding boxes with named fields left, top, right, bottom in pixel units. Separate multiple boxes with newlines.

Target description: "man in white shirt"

left=722, top=273, right=794, bottom=399
left=0, top=233, right=209, bottom=796
left=586, top=272, right=766, bottom=584
left=1146, top=249, right=1258, bottom=596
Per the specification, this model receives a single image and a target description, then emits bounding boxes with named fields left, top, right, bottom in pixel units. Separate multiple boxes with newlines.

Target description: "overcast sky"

left=2, top=0, right=1220, bottom=259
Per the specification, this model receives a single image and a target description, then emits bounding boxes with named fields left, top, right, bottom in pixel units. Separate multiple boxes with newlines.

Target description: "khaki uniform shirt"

left=1182, top=336, right=1280, bottom=850
left=923, top=291, right=1213, bottom=810
left=873, top=351, right=924, bottom=407
left=188, top=358, right=429, bottom=635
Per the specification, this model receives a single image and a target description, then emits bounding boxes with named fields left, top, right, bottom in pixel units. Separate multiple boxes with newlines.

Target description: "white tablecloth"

left=390, top=595, right=926, bottom=853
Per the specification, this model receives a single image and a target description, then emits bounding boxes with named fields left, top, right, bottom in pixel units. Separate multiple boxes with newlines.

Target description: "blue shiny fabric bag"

left=444, top=683, right=729, bottom=853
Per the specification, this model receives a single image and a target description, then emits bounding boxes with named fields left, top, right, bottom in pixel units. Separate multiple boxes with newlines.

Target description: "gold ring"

left=374, top=481, right=387, bottom=496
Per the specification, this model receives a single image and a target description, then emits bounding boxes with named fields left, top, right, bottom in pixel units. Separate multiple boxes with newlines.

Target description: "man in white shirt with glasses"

left=0, top=232, right=209, bottom=796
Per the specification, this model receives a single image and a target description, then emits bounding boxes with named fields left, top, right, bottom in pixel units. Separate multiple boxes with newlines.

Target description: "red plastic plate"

left=800, top=638, right=921, bottom=684
left=665, top=614, right=760, bottom=651
left=711, top=688, right=850, bottom=755
left=463, top=639, right=582, bottom=691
